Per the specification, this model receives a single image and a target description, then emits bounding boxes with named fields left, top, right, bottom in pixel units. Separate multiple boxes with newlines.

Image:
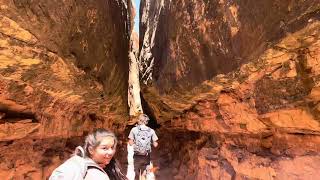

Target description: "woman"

left=50, top=129, right=127, bottom=180
left=83, top=128, right=127, bottom=180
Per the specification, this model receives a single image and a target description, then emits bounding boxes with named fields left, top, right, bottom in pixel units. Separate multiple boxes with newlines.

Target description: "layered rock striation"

left=139, top=0, right=320, bottom=179
left=0, top=0, right=131, bottom=178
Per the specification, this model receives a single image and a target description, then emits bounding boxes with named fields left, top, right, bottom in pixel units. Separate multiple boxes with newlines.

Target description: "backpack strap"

left=74, top=146, right=85, bottom=157
left=83, top=158, right=108, bottom=178
left=74, top=146, right=107, bottom=178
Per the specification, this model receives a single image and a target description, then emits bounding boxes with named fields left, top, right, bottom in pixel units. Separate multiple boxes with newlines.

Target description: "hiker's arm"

left=153, top=141, right=158, bottom=148
left=128, top=139, right=134, bottom=146
left=128, top=128, right=135, bottom=145
left=152, top=130, right=159, bottom=148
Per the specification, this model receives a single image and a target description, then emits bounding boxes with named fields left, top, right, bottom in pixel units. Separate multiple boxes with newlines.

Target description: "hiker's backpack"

left=49, top=146, right=105, bottom=180
left=134, top=126, right=153, bottom=154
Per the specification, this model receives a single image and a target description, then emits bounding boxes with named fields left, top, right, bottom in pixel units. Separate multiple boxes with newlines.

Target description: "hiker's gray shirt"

left=128, top=125, right=158, bottom=153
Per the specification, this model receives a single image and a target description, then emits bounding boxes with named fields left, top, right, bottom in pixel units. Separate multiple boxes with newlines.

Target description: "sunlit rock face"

left=140, top=0, right=320, bottom=179
left=0, top=0, right=131, bottom=178
left=128, top=30, right=143, bottom=116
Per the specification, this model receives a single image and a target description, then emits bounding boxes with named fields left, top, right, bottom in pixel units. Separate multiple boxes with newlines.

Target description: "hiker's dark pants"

left=134, top=154, right=150, bottom=179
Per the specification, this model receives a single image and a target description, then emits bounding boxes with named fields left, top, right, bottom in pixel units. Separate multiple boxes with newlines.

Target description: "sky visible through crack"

left=134, top=0, right=140, bottom=34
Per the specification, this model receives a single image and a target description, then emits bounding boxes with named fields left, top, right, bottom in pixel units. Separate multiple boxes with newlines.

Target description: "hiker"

left=128, top=114, right=158, bottom=179
left=50, top=128, right=127, bottom=180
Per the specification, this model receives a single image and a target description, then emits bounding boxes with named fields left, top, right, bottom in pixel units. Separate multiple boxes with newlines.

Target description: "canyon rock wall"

left=0, top=0, right=131, bottom=178
left=140, top=0, right=320, bottom=92
left=140, top=0, right=320, bottom=179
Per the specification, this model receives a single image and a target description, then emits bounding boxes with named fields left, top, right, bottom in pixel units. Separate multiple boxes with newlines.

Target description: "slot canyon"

left=0, top=0, right=320, bottom=179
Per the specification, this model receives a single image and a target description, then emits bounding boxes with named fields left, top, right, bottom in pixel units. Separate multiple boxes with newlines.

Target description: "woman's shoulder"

left=84, top=167, right=109, bottom=180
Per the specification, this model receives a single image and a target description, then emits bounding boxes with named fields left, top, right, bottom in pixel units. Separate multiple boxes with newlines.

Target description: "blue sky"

left=133, top=0, right=140, bottom=33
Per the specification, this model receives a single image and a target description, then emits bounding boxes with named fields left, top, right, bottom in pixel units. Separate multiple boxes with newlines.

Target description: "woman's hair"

left=105, top=158, right=128, bottom=180
left=81, top=128, right=127, bottom=180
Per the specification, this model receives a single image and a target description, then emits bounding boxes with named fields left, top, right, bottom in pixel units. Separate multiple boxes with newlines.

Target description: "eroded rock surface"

left=0, top=0, right=131, bottom=178
left=139, top=0, right=320, bottom=179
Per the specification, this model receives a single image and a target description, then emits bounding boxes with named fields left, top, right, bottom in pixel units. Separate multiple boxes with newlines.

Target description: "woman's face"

left=89, top=136, right=116, bottom=168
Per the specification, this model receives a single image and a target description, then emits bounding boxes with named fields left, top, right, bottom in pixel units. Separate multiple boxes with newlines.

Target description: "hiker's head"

left=138, top=114, right=149, bottom=125
left=84, top=128, right=117, bottom=168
